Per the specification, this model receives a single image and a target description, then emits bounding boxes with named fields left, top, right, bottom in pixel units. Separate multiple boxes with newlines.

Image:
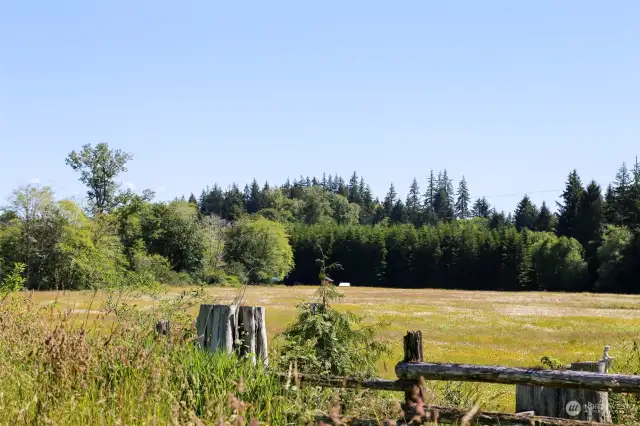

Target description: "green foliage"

left=277, top=284, right=389, bottom=377
left=0, top=289, right=372, bottom=424
left=514, top=194, right=538, bottom=231
left=224, top=217, right=294, bottom=283
left=596, top=225, right=632, bottom=292
left=540, top=355, right=566, bottom=370
left=608, top=338, right=640, bottom=424
left=65, top=142, right=133, bottom=215
left=0, top=262, right=25, bottom=298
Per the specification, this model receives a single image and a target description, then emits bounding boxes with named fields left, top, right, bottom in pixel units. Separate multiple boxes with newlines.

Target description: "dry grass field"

left=31, top=285, right=640, bottom=412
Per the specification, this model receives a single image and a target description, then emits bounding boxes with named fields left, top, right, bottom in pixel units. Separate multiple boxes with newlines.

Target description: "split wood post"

left=196, top=304, right=268, bottom=365
left=154, top=319, right=170, bottom=336
left=195, top=304, right=237, bottom=353
left=515, top=357, right=611, bottom=423
left=401, top=331, right=425, bottom=420
left=255, top=306, right=269, bottom=366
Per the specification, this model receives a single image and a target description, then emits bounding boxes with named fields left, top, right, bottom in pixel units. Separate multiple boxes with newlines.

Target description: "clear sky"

left=1, top=1, right=638, bottom=213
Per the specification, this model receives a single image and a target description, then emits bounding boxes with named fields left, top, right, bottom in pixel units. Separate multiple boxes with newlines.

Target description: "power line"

left=479, top=189, right=563, bottom=199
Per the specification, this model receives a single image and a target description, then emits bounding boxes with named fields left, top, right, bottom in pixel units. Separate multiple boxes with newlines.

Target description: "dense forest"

left=1, top=142, right=639, bottom=294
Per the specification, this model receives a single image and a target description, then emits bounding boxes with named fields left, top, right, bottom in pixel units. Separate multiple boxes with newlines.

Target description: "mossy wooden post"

left=196, top=304, right=268, bottom=365
left=515, top=355, right=611, bottom=423
left=401, top=331, right=424, bottom=419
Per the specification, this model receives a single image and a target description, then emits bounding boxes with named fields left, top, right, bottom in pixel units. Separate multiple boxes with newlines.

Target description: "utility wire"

left=479, top=189, right=563, bottom=199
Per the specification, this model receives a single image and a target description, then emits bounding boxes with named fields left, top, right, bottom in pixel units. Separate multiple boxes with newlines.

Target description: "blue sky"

left=1, top=1, right=638, bottom=213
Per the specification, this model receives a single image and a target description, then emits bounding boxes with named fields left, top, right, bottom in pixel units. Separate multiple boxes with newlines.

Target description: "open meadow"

left=32, top=285, right=640, bottom=413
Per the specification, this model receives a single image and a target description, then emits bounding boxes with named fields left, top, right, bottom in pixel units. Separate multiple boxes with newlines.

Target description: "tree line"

left=1, top=142, right=639, bottom=293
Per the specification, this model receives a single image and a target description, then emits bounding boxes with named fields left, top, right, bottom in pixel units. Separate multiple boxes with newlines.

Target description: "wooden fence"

left=159, top=307, right=638, bottom=425
left=290, top=331, right=627, bottom=425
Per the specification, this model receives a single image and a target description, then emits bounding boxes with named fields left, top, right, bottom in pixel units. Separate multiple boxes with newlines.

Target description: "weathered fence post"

left=402, top=331, right=425, bottom=420
left=154, top=319, right=170, bottom=336
left=195, top=304, right=268, bottom=365
left=515, top=349, right=611, bottom=423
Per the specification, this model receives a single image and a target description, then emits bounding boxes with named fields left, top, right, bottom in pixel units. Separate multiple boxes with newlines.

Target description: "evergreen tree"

left=326, top=175, right=334, bottom=193
left=514, top=194, right=538, bottom=231
left=246, top=179, right=262, bottom=214
left=488, top=210, right=507, bottom=229
left=455, top=176, right=471, bottom=219
left=442, top=170, right=455, bottom=207
left=383, top=184, right=397, bottom=218
left=321, top=173, right=327, bottom=188
left=406, top=178, right=422, bottom=226
left=222, top=184, right=246, bottom=221
left=282, top=178, right=292, bottom=197
left=613, top=161, right=640, bottom=227
left=425, top=170, right=437, bottom=210
left=390, top=200, right=408, bottom=224
left=557, top=170, right=584, bottom=240
left=471, top=197, right=492, bottom=219
left=348, top=171, right=361, bottom=205
left=199, top=185, right=225, bottom=215
left=603, top=184, right=617, bottom=224
left=534, top=201, right=554, bottom=232
left=243, top=184, right=251, bottom=211
left=188, top=193, right=198, bottom=206
left=577, top=180, right=604, bottom=287
left=434, top=187, right=455, bottom=222
left=360, top=179, right=375, bottom=224
left=336, top=177, right=348, bottom=198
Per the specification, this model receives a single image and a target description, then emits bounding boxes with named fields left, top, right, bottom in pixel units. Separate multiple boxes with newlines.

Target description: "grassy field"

left=31, top=285, right=640, bottom=413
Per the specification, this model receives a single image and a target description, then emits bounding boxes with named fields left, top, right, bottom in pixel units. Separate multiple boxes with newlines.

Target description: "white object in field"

left=600, top=345, right=614, bottom=371
left=338, top=282, right=350, bottom=287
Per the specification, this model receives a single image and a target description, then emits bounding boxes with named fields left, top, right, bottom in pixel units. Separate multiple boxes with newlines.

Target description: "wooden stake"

left=154, top=319, right=170, bottom=336
left=255, top=306, right=268, bottom=366
left=402, top=331, right=425, bottom=420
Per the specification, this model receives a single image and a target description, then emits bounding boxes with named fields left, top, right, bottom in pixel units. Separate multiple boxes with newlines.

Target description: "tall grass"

left=0, top=288, right=402, bottom=425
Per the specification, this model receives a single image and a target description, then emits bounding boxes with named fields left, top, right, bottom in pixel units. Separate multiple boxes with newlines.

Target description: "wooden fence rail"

left=394, top=361, right=639, bottom=393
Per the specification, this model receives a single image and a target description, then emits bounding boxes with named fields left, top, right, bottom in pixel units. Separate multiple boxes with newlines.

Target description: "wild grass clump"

left=0, top=287, right=307, bottom=425
left=609, top=338, right=640, bottom=425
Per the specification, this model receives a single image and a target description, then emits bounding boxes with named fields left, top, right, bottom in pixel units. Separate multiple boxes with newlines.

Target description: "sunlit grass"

left=29, top=285, right=640, bottom=413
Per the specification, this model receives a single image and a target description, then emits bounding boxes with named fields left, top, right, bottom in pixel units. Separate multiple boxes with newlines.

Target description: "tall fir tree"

left=406, top=178, right=423, bottom=226
left=336, top=177, right=348, bottom=198
left=348, top=171, right=361, bottom=205
left=188, top=193, right=198, bottom=206
left=534, top=201, right=555, bottom=232
left=390, top=199, right=408, bottom=224
left=434, top=187, right=455, bottom=222
left=245, top=179, right=263, bottom=214
left=471, top=197, right=492, bottom=219
left=222, top=183, right=246, bottom=221
left=603, top=184, right=617, bottom=224
left=488, top=210, right=507, bottom=229
left=455, top=176, right=471, bottom=219
left=326, top=175, right=334, bottom=193
left=556, top=170, right=584, bottom=240
left=577, top=180, right=604, bottom=287
left=514, top=194, right=538, bottom=231
left=360, top=178, right=375, bottom=224
left=613, top=161, right=640, bottom=227
left=425, top=170, right=437, bottom=209
left=383, top=183, right=397, bottom=218
left=442, top=169, right=455, bottom=207
left=199, top=184, right=225, bottom=216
